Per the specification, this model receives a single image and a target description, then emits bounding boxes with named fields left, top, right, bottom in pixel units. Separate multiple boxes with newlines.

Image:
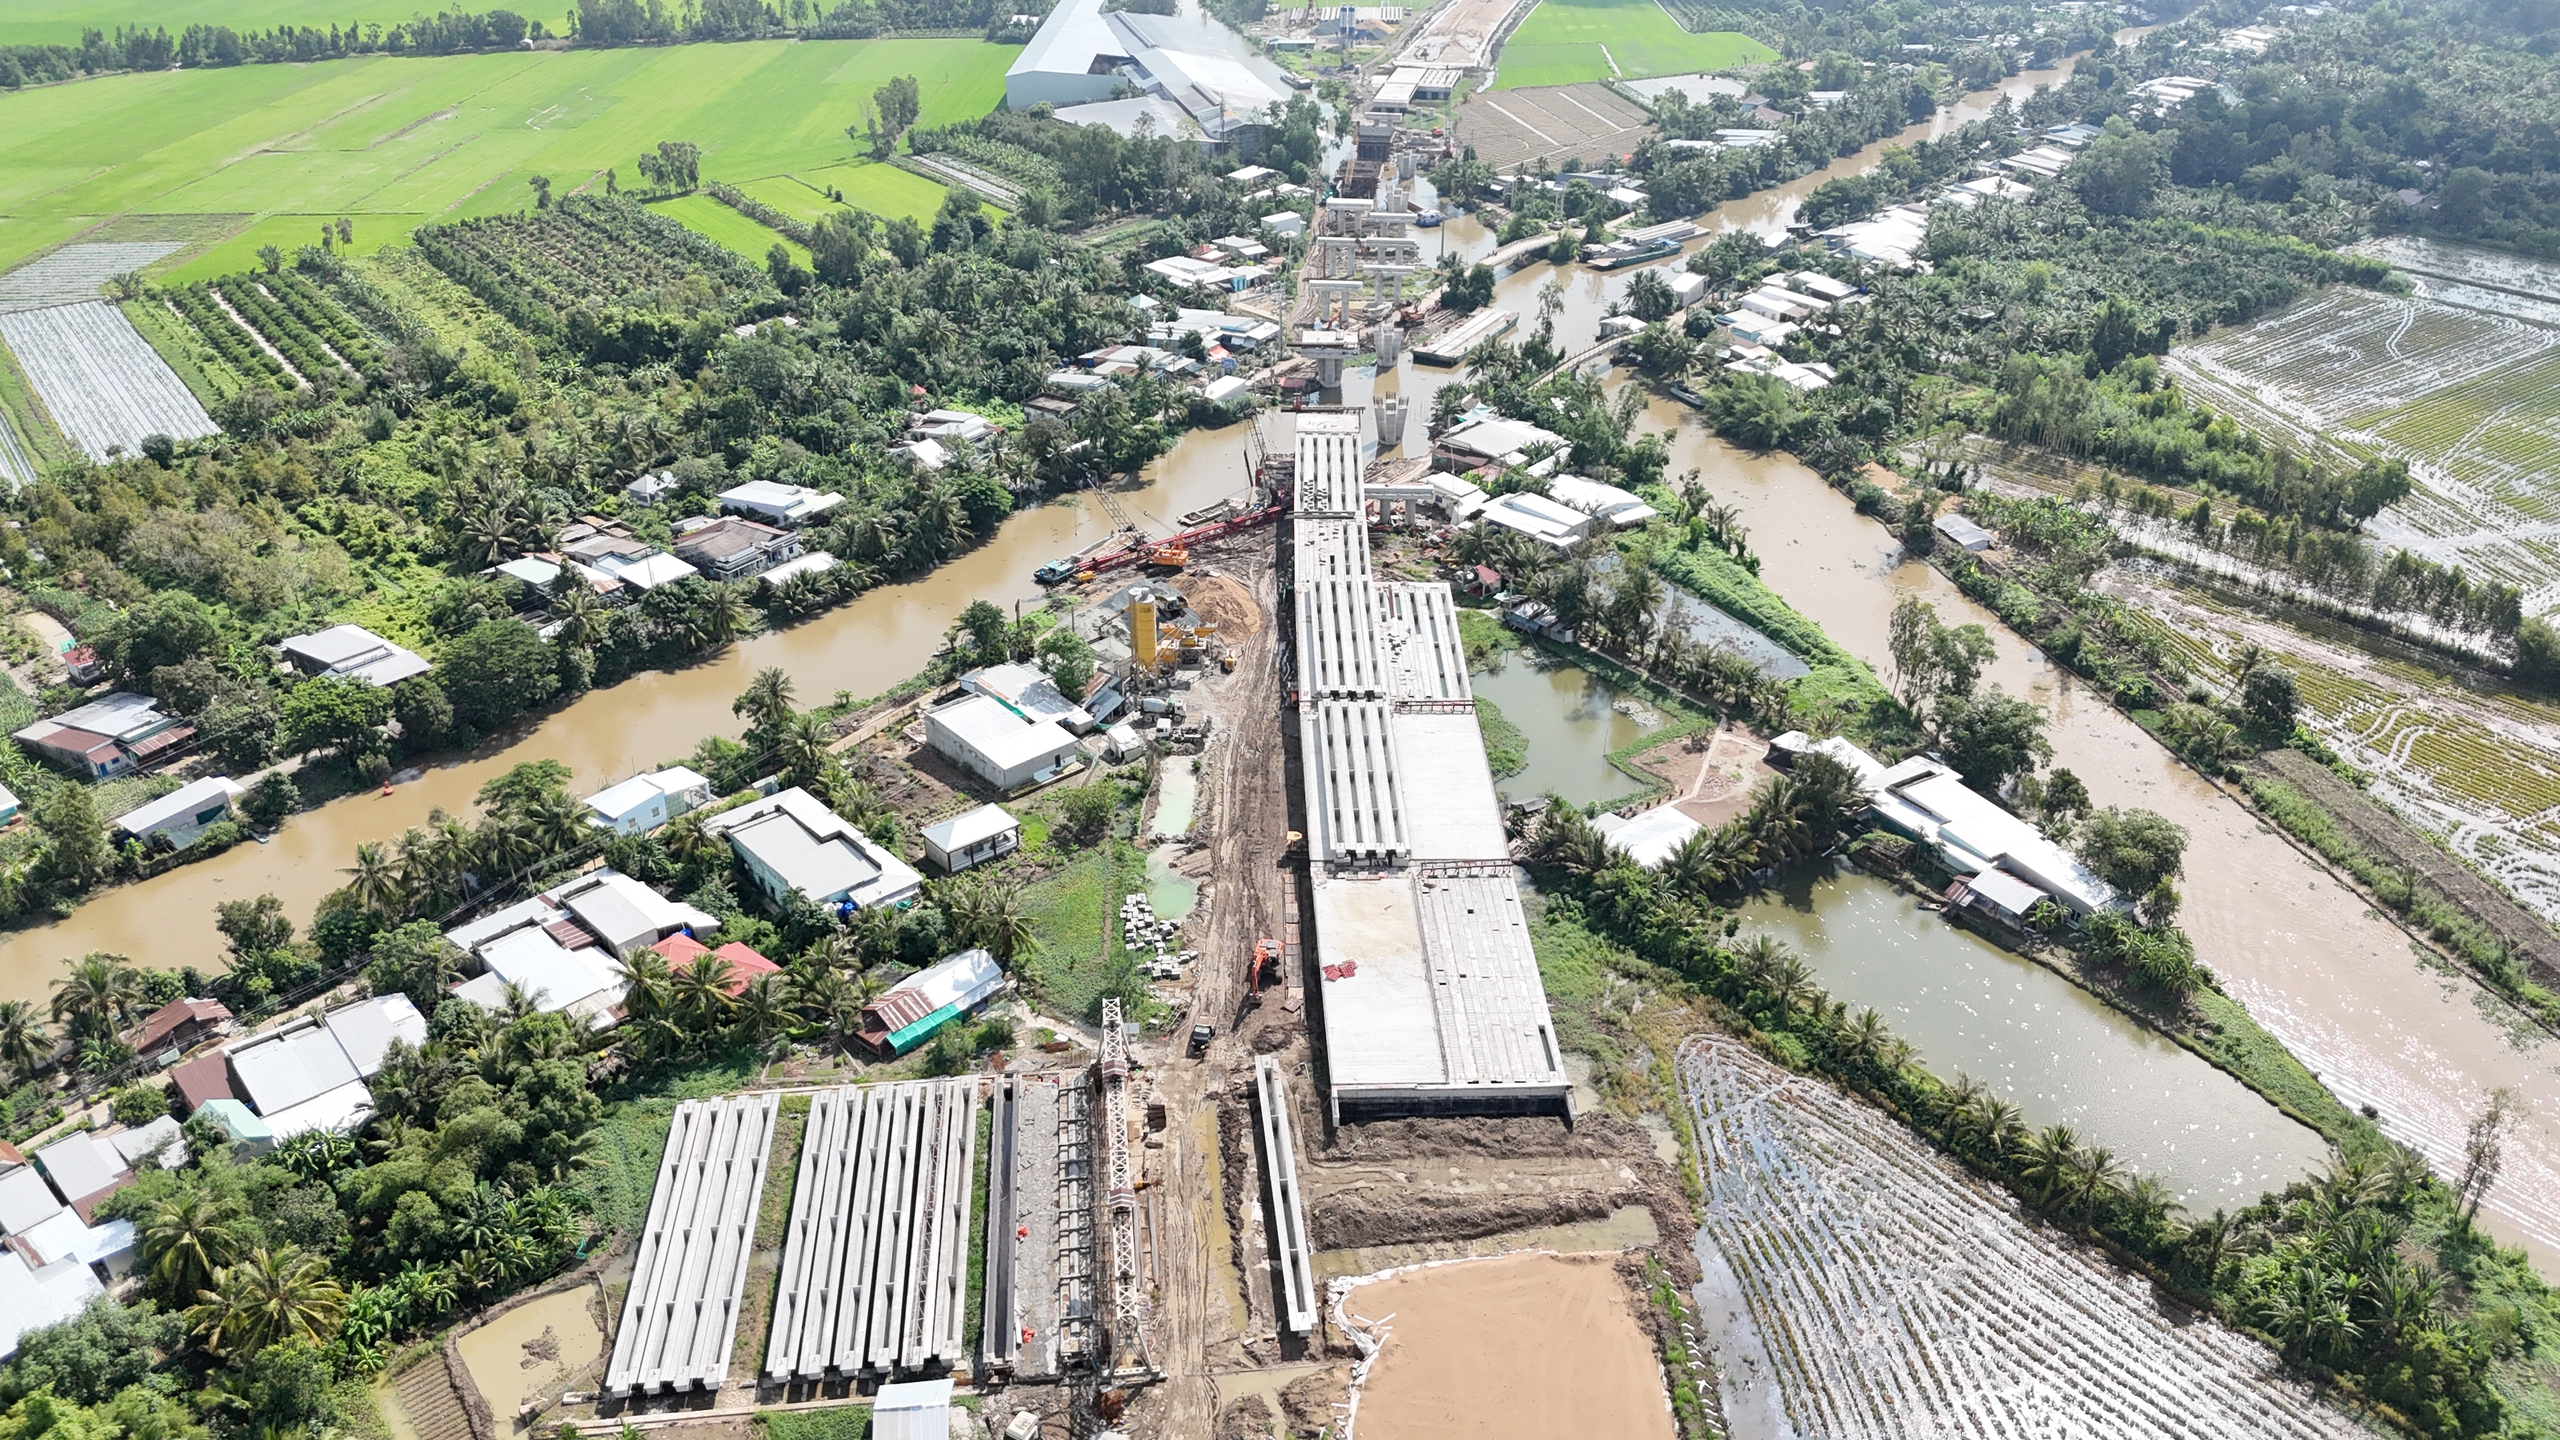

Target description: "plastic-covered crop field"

left=0, top=242, right=184, bottom=315
left=1680, top=1036, right=2368, bottom=1440
left=0, top=301, right=218, bottom=461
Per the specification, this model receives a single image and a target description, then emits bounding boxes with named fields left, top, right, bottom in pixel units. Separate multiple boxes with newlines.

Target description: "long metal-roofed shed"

left=1287, top=409, right=1572, bottom=1120
left=1292, top=409, right=1365, bottom=516
left=763, top=1079, right=978, bottom=1385
left=606, top=1092, right=779, bottom=1396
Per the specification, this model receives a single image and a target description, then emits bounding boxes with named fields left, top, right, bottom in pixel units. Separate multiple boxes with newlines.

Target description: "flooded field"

left=1342, top=1252, right=1675, bottom=1440
left=2166, top=238, right=2560, bottom=598
left=1682, top=1036, right=2367, bottom=1440
left=1662, top=403, right=2560, bottom=1270
left=454, top=1283, right=604, bottom=1422
left=1468, top=651, right=1661, bottom=806
left=1738, top=865, right=2329, bottom=1210
left=2104, top=566, right=2560, bottom=925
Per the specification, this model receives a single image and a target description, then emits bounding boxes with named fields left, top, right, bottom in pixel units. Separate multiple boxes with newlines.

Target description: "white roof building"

left=593, top=551, right=700, bottom=591
left=223, top=994, right=427, bottom=1137
left=0, top=1251, right=104, bottom=1360
left=445, top=868, right=716, bottom=1025
left=702, top=787, right=924, bottom=911
left=1477, top=491, right=1595, bottom=550
left=1809, top=738, right=2119, bottom=915
left=1936, top=512, right=1994, bottom=551
left=925, top=694, right=1086, bottom=793
left=962, top=661, right=1094, bottom=733
left=112, top=776, right=244, bottom=849
left=1436, top=416, right=1567, bottom=470
left=1008, top=0, right=1296, bottom=142
left=719, top=481, right=843, bottom=526
left=1595, top=807, right=1706, bottom=868
left=759, top=552, right=842, bottom=586
left=279, top=623, right=432, bottom=687
left=0, top=1168, right=63, bottom=1235
left=585, top=766, right=716, bottom=835
left=29, top=1132, right=127, bottom=1212
left=920, top=803, right=1021, bottom=874
left=1544, top=476, right=1659, bottom=530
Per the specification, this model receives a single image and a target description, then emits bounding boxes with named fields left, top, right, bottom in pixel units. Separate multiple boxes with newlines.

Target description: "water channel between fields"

left=1739, top=863, right=2330, bottom=1211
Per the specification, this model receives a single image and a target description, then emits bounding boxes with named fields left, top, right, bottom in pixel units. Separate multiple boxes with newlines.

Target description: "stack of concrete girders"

left=605, top=1092, right=780, bottom=1397
left=762, top=1079, right=980, bottom=1385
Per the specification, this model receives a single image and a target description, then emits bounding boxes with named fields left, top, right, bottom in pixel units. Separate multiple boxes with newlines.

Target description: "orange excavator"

left=1142, top=542, right=1189, bottom=572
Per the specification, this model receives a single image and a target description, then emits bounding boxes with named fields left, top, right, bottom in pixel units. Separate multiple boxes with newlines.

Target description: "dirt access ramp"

left=1457, top=83, right=1653, bottom=169
left=2254, top=748, right=2560, bottom=981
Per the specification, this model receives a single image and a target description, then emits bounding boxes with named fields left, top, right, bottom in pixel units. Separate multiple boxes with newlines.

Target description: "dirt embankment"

left=1301, top=1111, right=1699, bottom=1287
left=2254, top=748, right=2560, bottom=981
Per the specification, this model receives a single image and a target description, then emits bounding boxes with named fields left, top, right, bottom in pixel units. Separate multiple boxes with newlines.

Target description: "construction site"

left=470, top=404, right=1697, bottom=1440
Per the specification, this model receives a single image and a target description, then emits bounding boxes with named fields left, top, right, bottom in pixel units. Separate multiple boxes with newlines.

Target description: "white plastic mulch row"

left=0, top=301, right=218, bottom=463
left=1680, top=1036, right=2371, bottom=1440
left=0, top=408, right=34, bottom=490
left=0, top=242, right=183, bottom=315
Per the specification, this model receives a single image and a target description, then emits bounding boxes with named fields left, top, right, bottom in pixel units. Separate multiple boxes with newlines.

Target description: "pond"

left=1736, top=864, right=2331, bottom=1212
left=1469, top=651, right=1661, bottom=808
left=1150, top=759, right=1198, bottom=840
left=1660, top=589, right=1810, bottom=681
left=1144, top=846, right=1198, bottom=923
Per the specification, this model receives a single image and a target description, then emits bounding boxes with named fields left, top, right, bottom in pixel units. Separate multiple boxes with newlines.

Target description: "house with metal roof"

left=134, top=995, right=231, bottom=1056
left=446, top=869, right=714, bottom=1024
left=921, top=804, right=1021, bottom=874
left=219, top=993, right=426, bottom=1139
left=584, top=766, right=716, bottom=835
left=926, top=694, right=1085, bottom=793
left=0, top=1167, right=63, bottom=1236
left=673, top=515, right=802, bottom=581
left=857, top=949, right=1006, bottom=1055
left=961, top=662, right=1094, bottom=733
left=278, top=623, right=432, bottom=687
left=701, top=787, right=923, bottom=912
left=0, top=1250, right=104, bottom=1360
left=12, top=692, right=189, bottom=778
left=112, top=775, right=244, bottom=850
left=719, top=480, right=844, bottom=527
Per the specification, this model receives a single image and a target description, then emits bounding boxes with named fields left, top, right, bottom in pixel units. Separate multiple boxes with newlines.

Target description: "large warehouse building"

left=1288, top=409, right=1572, bottom=1120
left=1005, top=0, right=1298, bottom=144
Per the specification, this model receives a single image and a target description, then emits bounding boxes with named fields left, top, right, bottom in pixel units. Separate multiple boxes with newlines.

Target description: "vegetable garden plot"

left=1680, top=1037, right=2367, bottom=1440
left=0, top=242, right=183, bottom=314
left=0, top=302, right=218, bottom=461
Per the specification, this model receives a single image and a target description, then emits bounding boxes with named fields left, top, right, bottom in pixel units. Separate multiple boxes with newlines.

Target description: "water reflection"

left=1470, top=650, right=1656, bottom=807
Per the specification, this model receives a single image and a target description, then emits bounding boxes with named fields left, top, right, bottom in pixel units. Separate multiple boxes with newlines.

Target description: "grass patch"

left=1493, top=0, right=1774, bottom=88
left=649, top=192, right=811, bottom=267
left=159, top=213, right=420, bottom=285
left=1477, top=694, right=1529, bottom=778
left=757, top=1409, right=870, bottom=1440
left=800, top=162, right=962, bottom=223
left=1457, top=605, right=1521, bottom=668
left=964, top=1100, right=990, bottom=1351
left=0, top=39, right=1016, bottom=272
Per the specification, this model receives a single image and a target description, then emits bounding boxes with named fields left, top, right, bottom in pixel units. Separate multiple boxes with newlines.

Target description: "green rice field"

left=0, top=0, right=428, bottom=46
left=1494, top=0, right=1774, bottom=89
left=647, top=193, right=813, bottom=267
left=0, top=38, right=1015, bottom=274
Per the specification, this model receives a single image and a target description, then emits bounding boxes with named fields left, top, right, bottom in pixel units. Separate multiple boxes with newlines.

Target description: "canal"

left=1740, top=864, right=2330, bottom=1211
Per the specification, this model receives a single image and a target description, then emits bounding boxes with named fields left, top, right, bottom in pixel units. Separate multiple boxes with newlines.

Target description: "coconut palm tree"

left=2119, top=1174, right=2182, bottom=1237
left=682, top=585, right=754, bottom=651
left=2017, top=1124, right=2080, bottom=1206
left=673, top=955, right=738, bottom=1032
left=2182, top=1208, right=2242, bottom=1288
left=1661, top=829, right=1721, bottom=895
left=518, top=788, right=591, bottom=858
left=1761, top=956, right=1817, bottom=1018
left=194, top=1246, right=345, bottom=1358
left=616, top=950, right=674, bottom=1025
left=778, top=712, right=836, bottom=790
left=1840, top=1008, right=1892, bottom=1070
left=0, top=1000, right=49, bottom=1081
left=50, top=951, right=142, bottom=1042
left=142, top=1188, right=244, bottom=1307
left=549, top=583, right=609, bottom=652
left=1974, top=1098, right=2025, bottom=1158
left=344, top=842, right=406, bottom=916
left=735, top=972, right=799, bottom=1056
left=734, top=667, right=797, bottom=743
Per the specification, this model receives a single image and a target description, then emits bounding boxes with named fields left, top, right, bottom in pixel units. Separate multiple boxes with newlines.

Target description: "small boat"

left=1415, top=208, right=1443, bottom=227
left=1668, top=381, right=1708, bottom=409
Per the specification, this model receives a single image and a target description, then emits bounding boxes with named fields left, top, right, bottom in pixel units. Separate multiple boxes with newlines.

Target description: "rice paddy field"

left=2166, top=239, right=2560, bottom=606
left=1493, top=0, right=1774, bottom=88
left=2104, top=566, right=2560, bottom=927
left=0, top=38, right=1014, bottom=278
left=1681, top=1036, right=2369, bottom=1440
left=0, top=0, right=428, bottom=46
